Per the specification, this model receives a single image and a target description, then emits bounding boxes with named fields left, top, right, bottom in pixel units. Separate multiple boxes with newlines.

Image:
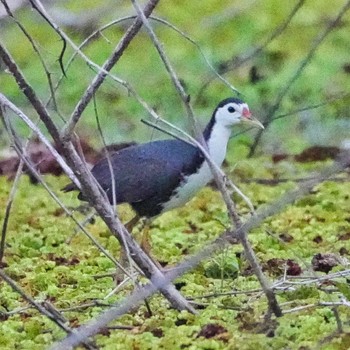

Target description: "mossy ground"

left=0, top=0, right=350, bottom=348
left=0, top=154, right=350, bottom=350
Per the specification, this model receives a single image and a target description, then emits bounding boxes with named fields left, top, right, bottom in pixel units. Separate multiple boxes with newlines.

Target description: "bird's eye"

left=228, top=106, right=235, bottom=113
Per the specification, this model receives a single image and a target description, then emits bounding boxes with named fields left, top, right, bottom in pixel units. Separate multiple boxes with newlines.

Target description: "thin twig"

left=56, top=0, right=161, bottom=137
left=131, top=0, right=202, bottom=140
left=1, top=4, right=195, bottom=312
left=51, top=151, right=350, bottom=349
left=150, top=16, right=239, bottom=94
left=0, top=269, right=96, bottom=350
left=243, top=176, right=349, bottom=185
left=1, top=0, right=60, bottom=113
left=332, top=307, right=343, bottom=333
left=283, top=301, right=350, bottom=315
left=232, top=92, right=350, bottom=139
left=0, top=157, right=23, bottom=263
left=249, top=0, right=350, bottom=156
left=0, top=106, right=25, bottom=264
left=197, top=0, right=306, bottom=99
left=28, top=0, right=67, bottom=77
left=93, top=95, right=135, bottom=276
left=46, top=15, right=136, bottom=107
left=132, top=0, right=279, bottom=315
left=271, top=93, right=350, bottom=123
left=187, top=289, right=263, bottom=300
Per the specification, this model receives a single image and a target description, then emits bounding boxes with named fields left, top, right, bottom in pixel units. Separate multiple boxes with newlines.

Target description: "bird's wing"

left=90, top=140, right=200, bottom=204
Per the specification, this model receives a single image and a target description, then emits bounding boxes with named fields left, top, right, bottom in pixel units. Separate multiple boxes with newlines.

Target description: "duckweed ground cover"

left=0, top=1, right=350, bottom=348
left=0, top=155, right=350, bottom=350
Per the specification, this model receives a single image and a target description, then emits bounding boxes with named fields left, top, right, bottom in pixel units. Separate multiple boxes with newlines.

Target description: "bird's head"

left=214, top=97, right=264, bottom=129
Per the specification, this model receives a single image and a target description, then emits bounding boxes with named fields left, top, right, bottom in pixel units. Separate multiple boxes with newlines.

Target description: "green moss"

left=0, top=163, right=349, bottom=349
left=1, top=0, right=350, bottom=348
left=0, top=165, right=349, bottom=349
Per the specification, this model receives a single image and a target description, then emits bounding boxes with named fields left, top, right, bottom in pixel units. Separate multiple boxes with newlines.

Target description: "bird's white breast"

left=161, top=123, right=231, bottom=213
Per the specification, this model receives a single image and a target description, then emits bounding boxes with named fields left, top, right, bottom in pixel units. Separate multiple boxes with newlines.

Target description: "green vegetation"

left=0, top=157, right=350, bottom=349
left=1, top=0, right=349, bottom=145
left=0, top=0, right=350, bottom=349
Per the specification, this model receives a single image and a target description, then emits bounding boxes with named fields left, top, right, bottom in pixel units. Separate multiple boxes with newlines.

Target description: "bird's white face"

left=215, top=101, right=264, bottom=129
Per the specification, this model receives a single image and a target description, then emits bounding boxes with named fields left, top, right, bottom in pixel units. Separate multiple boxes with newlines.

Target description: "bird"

left=63, top=97, right=263, bottom=243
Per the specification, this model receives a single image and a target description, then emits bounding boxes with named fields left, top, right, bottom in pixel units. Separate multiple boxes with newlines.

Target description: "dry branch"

left=0, top=269, right=97, bottom=350
left=0, top=92, right=77, bottom=183
left=248, top=0, right=350, bottom=156
left=0, top=2, right=195, bottom=313
left=197, top=0, right=306, bottom=99
left=2, top=1, right=349, bottom=348
left=131, top=0, right=281, bottom=317
left=61, top=0, right=161, bottom=137
left=1, top=0, right=60, bottom=112
left=51, top=152, right=350, bottom=349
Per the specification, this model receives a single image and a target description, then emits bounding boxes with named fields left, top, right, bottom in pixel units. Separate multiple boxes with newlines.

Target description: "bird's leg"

left=124, top=216, right=152, bottom=255
left=125, top=214, right=141, bottom=232
left=139, top=218, right=163, bottom=269
left=115, top=215, right=140, bottom=283
left=116, top=216, right=161, bottom=283
left=140, top=218, right=152, bottom=255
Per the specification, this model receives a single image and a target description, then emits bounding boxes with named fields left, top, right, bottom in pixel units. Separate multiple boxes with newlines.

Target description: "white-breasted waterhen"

left=63, top=97, right=263, bottom=250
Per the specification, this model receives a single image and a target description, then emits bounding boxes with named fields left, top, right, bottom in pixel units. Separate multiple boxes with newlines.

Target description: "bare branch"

left=60, top=0, right=161, bottom=137
left=249, top=0, right=350, bottom=156
left=131, top=0, right=203, bottom=142
left=0, top=93, right=77, bottom=184
left=0, top=161, right=23, bottom=263
left=0, top=144, right=23, bottom=263
left=0, top=104, right=25, bottom=264
left=1, top=0, right=60, bottom=112
left=150, top=16, right=239, bottom=94
left=0, top=269, right=97, bottom=350
left=131, top=0, right=280, bottom=315
left=51, top=151, right=350, bottom=349
left=46, top=15, right=136, bottom=108
left=197, top=0, right=306, bottom=99
left=0, top=33, right=193, bottom=312
left=0, top=41, right=60, bottom=141
left=223, top=0, right=305, bottom=74
left=93, top=95, right=137, bottom=280
left=28, top=0, right=67, bottom=77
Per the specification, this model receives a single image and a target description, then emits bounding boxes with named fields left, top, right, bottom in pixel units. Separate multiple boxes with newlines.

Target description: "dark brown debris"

left=272, top=146, right=342, bottom=164
left=264, top=258, right=302, bottom=276
left=46, top=253, right=80, bottom=266
left=343, top=63, right=350, bottom=74
left=339, top=247, right=348, bottom=256
left=197, top=323, right=228, bottom=339
left=150, top=328, right=164, bottom=338
left=272, top=153, right=289, bottom=163
left=279, top=233, right=294, bottom=243
left=311, top=253, right=341, bottom=273
left=338, top=232, right=350, bottom=241
left=0, top=138, right=136, bottom=181
left=313, top=236, right=323, bottom=244
left=294, top=146, right=341, bottom=162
